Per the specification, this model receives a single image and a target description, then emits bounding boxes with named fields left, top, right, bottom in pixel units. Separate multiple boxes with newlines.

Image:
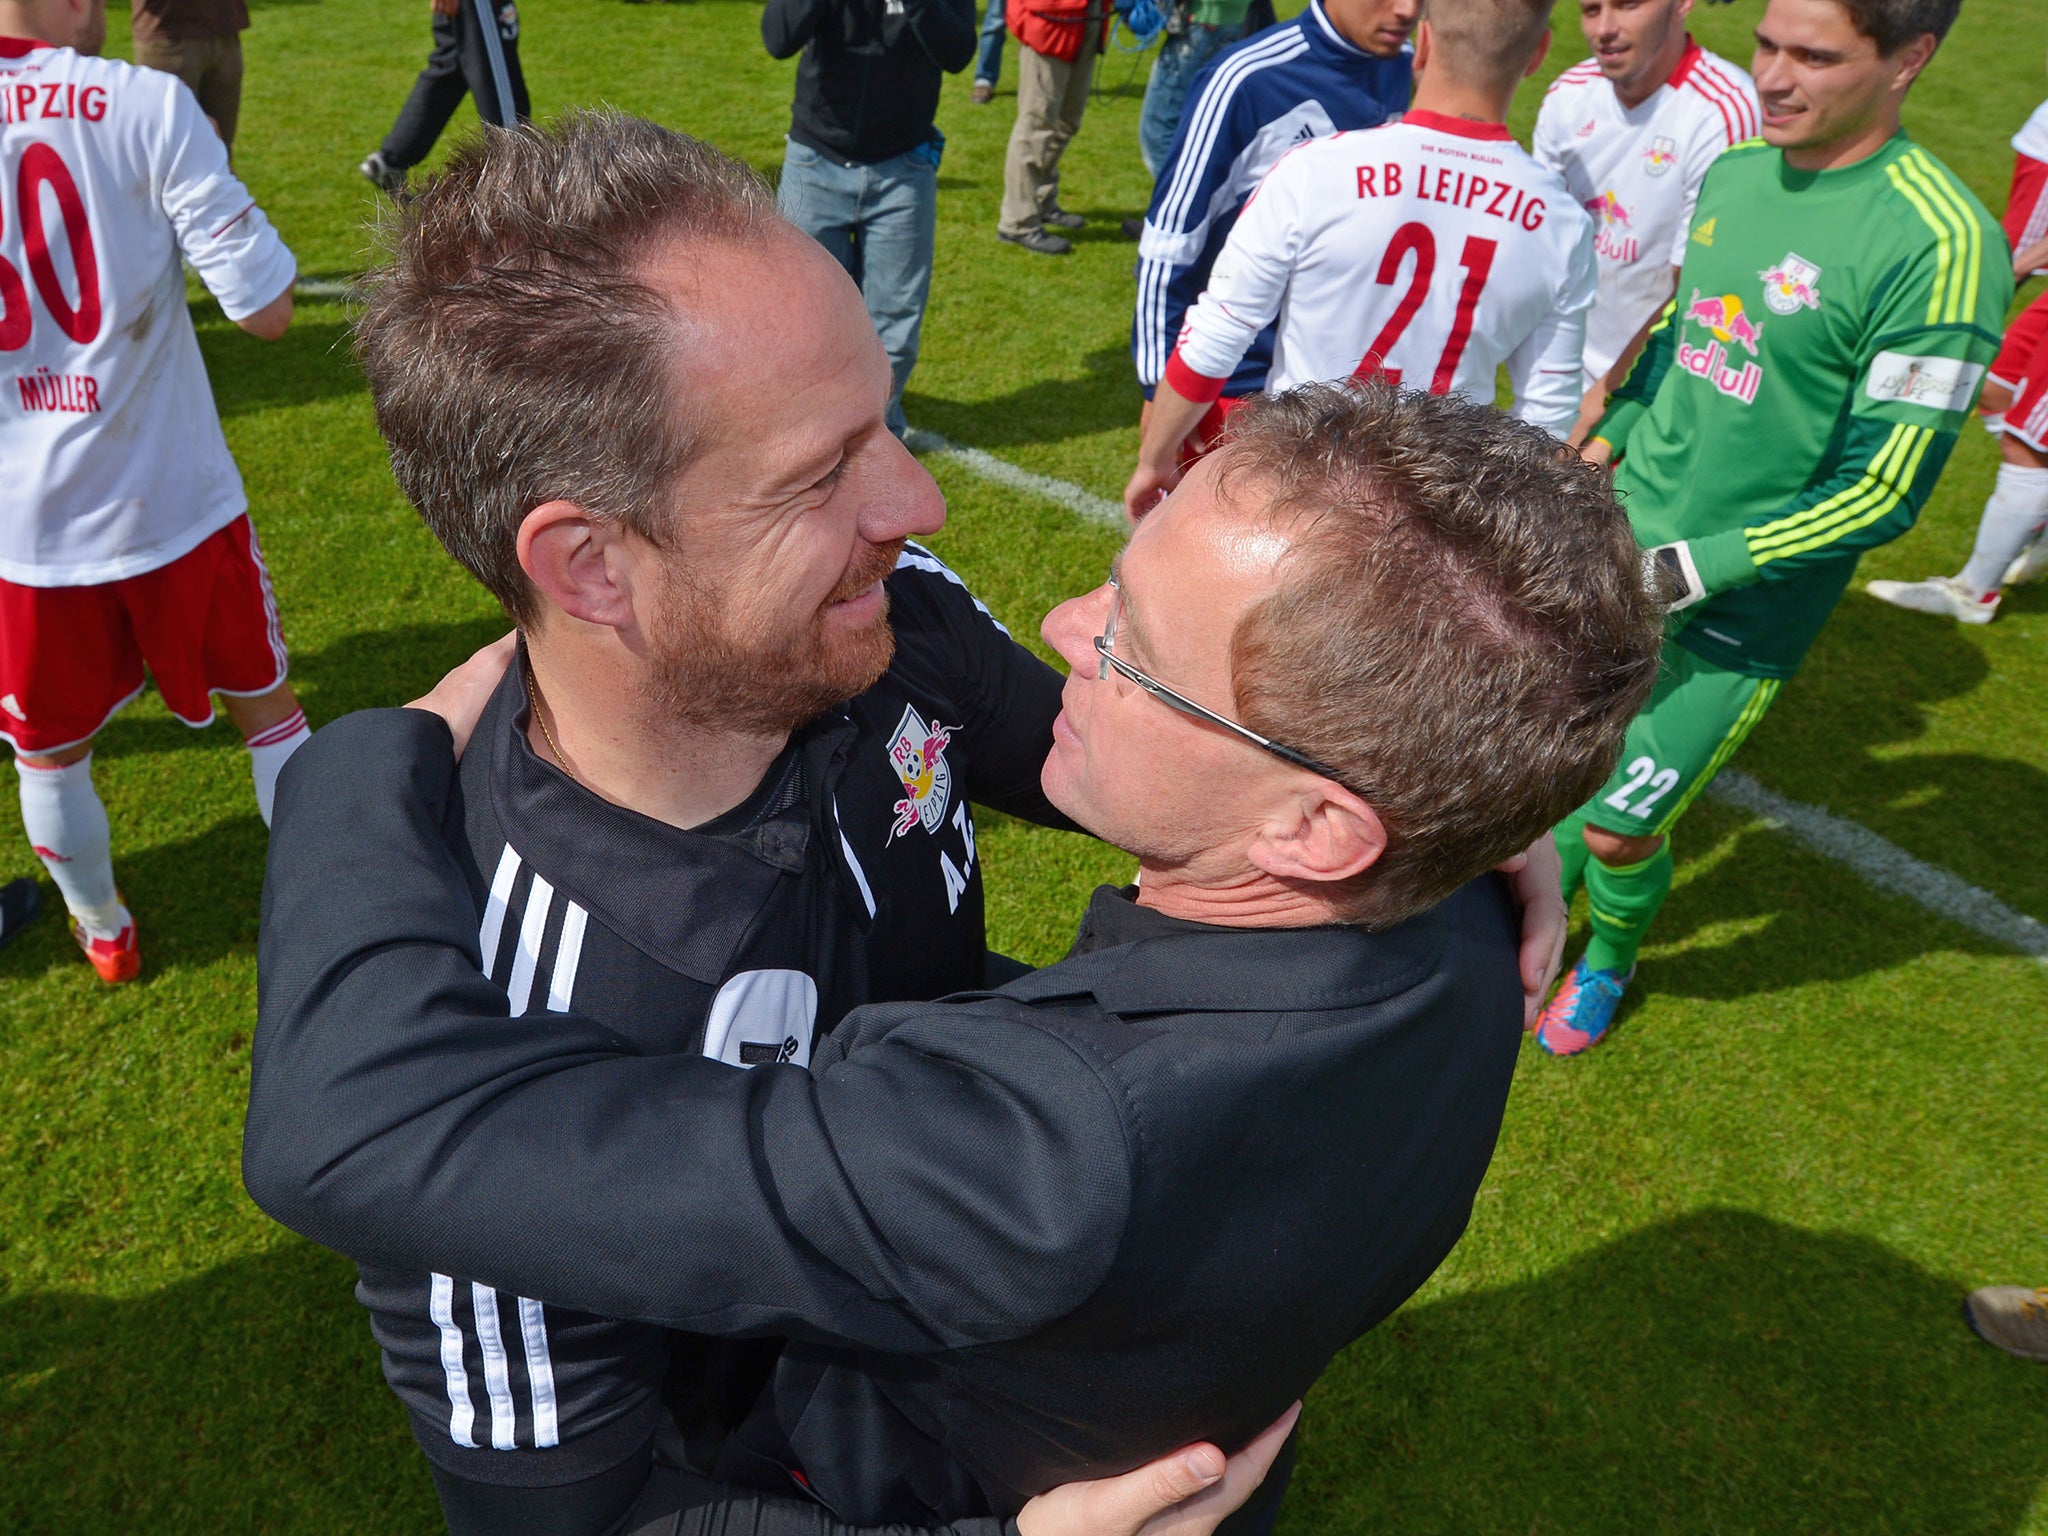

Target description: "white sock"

left=15, top=753, right=128, bottom=939
left=244, top=708, right=310, bottom=828
left=1959, top=463, right=2048, bottom=596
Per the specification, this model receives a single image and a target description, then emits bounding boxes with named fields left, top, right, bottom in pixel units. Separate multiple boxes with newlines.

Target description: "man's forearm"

left=247, top=713, right=1123, bottom=1348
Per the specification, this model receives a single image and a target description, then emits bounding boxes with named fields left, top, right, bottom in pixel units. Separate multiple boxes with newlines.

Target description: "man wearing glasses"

left=251, top=368, right=1661, bottom=1531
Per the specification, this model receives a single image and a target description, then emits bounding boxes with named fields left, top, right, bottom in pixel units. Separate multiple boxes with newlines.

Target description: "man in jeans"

left=1136, top=0, right=1248, bottom=179
left=130, top=0, right=247, bottom=155
left=972, top=0, right=1005, bottom=101
left=766, top=0, right=975, bottom=436
left=997, top=0, right=1109, bottom=254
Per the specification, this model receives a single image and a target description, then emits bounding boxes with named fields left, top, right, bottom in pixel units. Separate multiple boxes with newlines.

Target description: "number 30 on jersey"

left=0, top=141, right=101, bottom=348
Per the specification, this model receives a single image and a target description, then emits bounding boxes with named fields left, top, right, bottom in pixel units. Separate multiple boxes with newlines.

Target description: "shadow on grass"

left=2, top=1214, right=2035, bottom=1532
left=906, top=340, right=1139, bottom=450
left=1287, top=1209, right=2048, bottom=1535
left=0, top=1241, right=439, bottom=1534
left=194, top=310, right=361, bottom=419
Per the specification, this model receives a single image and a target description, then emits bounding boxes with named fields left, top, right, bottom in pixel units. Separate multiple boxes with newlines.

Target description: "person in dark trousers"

left=248, top=376, right=1659, bottom=1530
left=764, top=0, right=974, bottom=437
left=130, top=0, right=248, bottom=155
left=359, top=0, right=528, bottom=195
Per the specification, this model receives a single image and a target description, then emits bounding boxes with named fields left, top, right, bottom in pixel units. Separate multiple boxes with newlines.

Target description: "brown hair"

left=352, top=110, right=778, bottom=624
left=1830, top=0, right=1958, bottom=53
left=1423, top=0, right=1555, bottom=90
left=1214, top=381, right=1662, bottom=930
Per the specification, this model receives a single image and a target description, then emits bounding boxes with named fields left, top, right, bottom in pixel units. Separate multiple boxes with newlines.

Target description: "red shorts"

left=1176, top=392, right=1254, bottom=470
left=0, top=515, right=289, bottom=755
left=2006, top=153, right=2048, bottom=273
left=1990, top=289, right=2048, bottom=453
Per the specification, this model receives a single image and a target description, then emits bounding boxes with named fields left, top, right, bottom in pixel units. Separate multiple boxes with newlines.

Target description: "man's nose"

left=1041, top=589, right=1105, bottom=674
left=861, top=435, right=949, bottom=544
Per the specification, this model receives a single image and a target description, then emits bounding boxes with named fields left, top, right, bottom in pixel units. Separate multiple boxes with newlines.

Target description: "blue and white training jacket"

left=1132, top=0, right=1411, bottom=399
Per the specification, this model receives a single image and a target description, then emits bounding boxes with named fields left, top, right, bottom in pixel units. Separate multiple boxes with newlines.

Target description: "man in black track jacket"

left=262, top=112, right=1308, bottom=1536
left=250, top=318, right=1661, bottom=1535
left=764, top=0, right=975, bottom=436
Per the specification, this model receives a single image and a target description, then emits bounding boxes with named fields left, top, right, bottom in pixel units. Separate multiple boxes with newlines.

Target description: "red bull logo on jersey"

left=1586, top=190, right=1639, bottom=263
left=1678, top=291, right=1764, bottom=404
left=886, top=703, right=957, bottom=841
left=1685, top=291, right=1763, bottom=354
left=1642, top=135, right=1677, bottom=177
left=1759, top=252, right=1822, bottom=315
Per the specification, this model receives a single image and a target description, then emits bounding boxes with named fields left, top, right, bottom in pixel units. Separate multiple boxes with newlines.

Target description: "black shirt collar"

left=1003, top=884, right=1454, bottom=1015
left=478, top=652, right=855, bottom=984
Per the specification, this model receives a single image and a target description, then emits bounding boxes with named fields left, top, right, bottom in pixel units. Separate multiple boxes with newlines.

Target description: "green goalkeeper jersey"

left=1594, top=131, right=2012, bottom=679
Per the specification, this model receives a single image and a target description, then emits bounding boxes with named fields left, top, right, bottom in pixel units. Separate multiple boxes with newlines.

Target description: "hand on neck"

left=524, top=627, right=789, bottom=833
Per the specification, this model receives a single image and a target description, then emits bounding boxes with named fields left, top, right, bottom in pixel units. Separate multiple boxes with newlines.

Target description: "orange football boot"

left=68, top=899, right=141, bottom=984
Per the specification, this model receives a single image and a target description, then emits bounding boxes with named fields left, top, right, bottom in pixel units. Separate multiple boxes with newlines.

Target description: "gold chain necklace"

left=524, top=662, right=578, bottom=785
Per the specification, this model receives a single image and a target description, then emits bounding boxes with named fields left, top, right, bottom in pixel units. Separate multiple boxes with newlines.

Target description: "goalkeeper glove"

left=1644, top=541, right=1706, bottom=611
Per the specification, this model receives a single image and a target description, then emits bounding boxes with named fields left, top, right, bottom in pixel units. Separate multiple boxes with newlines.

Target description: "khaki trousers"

left=998, top=29, right=1099, bottom=237
left=132, top=31, right=243, bottom=151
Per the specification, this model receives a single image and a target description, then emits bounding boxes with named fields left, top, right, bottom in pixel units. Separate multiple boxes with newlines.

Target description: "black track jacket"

left=258, top=548, right=1068, bottom=1515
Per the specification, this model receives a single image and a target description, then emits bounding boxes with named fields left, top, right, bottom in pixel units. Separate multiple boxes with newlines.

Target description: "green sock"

left=1582, top=842, right=1673, bottom=977
left=1555, top=810, right=1593, bottom=903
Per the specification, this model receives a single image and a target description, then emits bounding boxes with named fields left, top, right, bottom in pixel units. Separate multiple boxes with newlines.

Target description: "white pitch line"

left=905, top=427, right=1126, bottom=528
left=293, top=277, right=354, bottom=302
left=1708, top=770, right=2048, bottom=964
left=907, top=425, right=2048, bottom=967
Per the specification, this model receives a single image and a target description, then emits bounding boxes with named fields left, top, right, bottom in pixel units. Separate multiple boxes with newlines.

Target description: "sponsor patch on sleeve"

left=1864, top=351, right=1984, bottom=413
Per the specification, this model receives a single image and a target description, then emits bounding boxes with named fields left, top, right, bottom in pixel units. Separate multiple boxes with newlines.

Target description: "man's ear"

left=1525, top=26, right=1552, bottom=78
left=1246, top=780, right=1388, bottom=889
left=1888, top=31, right=1937, bottom=93
left=1412, top=17, right=1434, bottom=75
left=516, top=501, right=638, bottom=630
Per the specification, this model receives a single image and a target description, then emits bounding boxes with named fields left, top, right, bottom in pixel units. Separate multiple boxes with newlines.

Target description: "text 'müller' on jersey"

left=1166, top=111, right=1599, bottom=438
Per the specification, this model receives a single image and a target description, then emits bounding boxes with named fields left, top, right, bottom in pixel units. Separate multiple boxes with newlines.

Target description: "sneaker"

left=998, top=228, right=1072, bottom=256
left=1865, top=574, right=1998, bottom=624
left=1121, top=216, right=1146, bottom=240
left=0, top=877, right=41, bottom=952
left=971, top=80, right=994, bottom=104
left=1534, top=958, right=1631, bottom=1057
left=68, top=903, right=140, bottom=985
left=1963, top=1286, right=2048, bottom=1362
left=2004, top=534, right=2048, bottom=587
left=1043, top=206, right=1087, bottom=230
left=358, top=150, right=406, bottom=197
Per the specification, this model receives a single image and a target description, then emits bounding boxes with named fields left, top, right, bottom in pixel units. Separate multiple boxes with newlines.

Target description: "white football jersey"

left=1532, top=39, right=1757, bottom=385
left=2014, top=97, right=2048, bottom=163
left=0, top=39, right=294, bottom=587
left=1169, top=112, right=1597, bottom=437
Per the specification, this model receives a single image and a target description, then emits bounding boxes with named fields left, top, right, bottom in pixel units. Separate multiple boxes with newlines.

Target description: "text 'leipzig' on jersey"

left=1179, top=115, right=1595, bottom=434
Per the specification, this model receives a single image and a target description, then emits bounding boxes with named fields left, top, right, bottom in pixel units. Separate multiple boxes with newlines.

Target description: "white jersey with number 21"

left=1168, top=111, right=1598, bottom=437
left=0, top=39, right=294, bottom=587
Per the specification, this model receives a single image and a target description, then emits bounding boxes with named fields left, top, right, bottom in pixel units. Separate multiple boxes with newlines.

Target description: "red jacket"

left=1007, top=0, right=1108, bottom=62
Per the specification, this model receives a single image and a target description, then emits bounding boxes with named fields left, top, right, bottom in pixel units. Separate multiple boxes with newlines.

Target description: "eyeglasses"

left=1093, top=576, right=1351, bottom=785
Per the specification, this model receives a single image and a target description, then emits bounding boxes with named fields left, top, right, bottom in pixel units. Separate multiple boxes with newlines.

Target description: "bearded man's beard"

left=644, top=539, right=902, bottom=738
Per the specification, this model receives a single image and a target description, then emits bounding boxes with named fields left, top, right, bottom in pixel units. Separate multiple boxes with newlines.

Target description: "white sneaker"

left=2004, top=535, right=2048, bottom=587
left=1865, top=574, right=1999, bottom=624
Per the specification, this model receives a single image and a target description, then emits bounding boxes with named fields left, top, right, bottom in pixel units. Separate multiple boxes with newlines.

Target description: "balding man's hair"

left=1213, top=382, right=1662, bottom=929
left=1423, top=0, right=1554, bottom=91
left=353, top=109, right=778, bottom=623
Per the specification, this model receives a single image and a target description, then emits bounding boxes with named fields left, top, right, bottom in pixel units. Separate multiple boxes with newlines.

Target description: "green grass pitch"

left=4, top=0, right=2048, bottom=1528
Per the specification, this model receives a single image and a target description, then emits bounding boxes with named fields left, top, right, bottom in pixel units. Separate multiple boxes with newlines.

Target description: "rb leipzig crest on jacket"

left=886, top=704, right=956, bottom=842
left=1759, top=253, right=1821, bottom=315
